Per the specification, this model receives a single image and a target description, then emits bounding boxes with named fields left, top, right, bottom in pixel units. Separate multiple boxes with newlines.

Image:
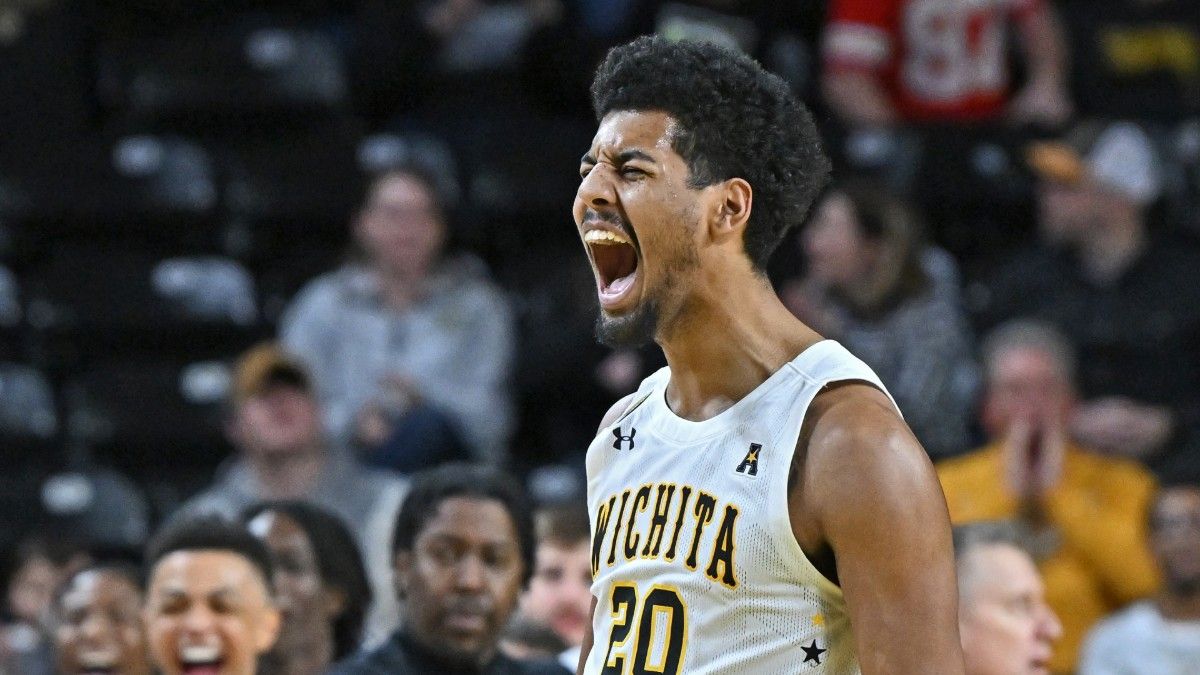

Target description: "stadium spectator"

left=821, top=0, right=1072, bottom=126
left=1079, top=481, right=1200, bottom=674
left=53, top=564, right=152, bottom=675
left=329, top=463, right=567, bottom=674
left=181, top=343, right=406, bottom=646
left=1059, top=0, right=1200, bottom=122
left=244, top=501, right=373, bottom=675
left=142, top=515, right=281, bottom=675
left=976, top=120, right=1200, bottom=477
left=782, top=183, right=978, bottom=458
left=952, top=521, right=1062, bottom=675
left=281, top=163, right=515, bottom=467
left=0, top=536, right=90, bottom=675
left=938, top=320, right=1160, bottom=672
left=503, top=504, right=592, bottom=670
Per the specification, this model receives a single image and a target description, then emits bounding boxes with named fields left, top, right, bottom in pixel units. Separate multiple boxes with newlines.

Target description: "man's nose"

left=1037, top=602, right=1063, bottom=641
left=454, top=555, right=487, bottom=591
left=182, top=604, right=218, bottom=632
left=80, top=612, right=110, bottom=640
left=577, top=166, right=616, bottom=211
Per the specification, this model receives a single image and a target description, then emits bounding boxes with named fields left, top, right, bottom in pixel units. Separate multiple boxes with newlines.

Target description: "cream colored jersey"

left=583, top=341, right=899, bottom=675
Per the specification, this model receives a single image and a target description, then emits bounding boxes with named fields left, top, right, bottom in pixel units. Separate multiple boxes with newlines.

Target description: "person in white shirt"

left=1079, top=482, right=1200, bottom=674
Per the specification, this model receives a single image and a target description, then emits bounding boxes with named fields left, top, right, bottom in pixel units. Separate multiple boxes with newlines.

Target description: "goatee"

left=595, top=300, right=659, bottom=349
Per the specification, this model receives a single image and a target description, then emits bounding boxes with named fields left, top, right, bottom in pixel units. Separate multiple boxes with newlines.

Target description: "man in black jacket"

left=329, top=463, right=568, bottom=674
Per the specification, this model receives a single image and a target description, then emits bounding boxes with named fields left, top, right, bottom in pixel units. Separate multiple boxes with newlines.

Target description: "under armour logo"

left=613, top=427, right=636, bottom=451
left=736, top=443, right=762, bottom=476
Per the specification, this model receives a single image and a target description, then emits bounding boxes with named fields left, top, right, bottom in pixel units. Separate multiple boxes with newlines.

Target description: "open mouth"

left=583, top=228, right=640, bottom=309
left=179, top=644, right=224, bottom=675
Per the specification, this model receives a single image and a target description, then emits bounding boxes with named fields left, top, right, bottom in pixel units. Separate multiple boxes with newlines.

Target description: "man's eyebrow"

left=580, top=149, right=656, bottom=165
left=615, top=149, right=655, bottom=164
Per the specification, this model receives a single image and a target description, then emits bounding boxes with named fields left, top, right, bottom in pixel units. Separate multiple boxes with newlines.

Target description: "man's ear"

left=710, top=177, right=753, bottom=241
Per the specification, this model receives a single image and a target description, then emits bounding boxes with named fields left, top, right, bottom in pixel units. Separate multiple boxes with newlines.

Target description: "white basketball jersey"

left=583, top=341, right=899, bottom=675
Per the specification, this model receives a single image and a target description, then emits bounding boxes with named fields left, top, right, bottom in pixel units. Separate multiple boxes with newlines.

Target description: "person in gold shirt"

left=938, top=319, right=1159, bottom=673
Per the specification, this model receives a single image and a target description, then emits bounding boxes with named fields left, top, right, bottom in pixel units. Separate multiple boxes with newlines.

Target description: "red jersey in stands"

left=824, top=0, right=1040, bottom=122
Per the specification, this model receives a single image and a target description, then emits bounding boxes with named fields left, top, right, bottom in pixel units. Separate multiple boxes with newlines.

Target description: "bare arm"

left=576, top=595, right=597, bottom=675
left=1009, top=2, right=1072, bottom=124
left=577, top=393, right=638, bottom=675
left=821, top=70, right=899, bottom=127
left=795, top=384, right=965, bottom=674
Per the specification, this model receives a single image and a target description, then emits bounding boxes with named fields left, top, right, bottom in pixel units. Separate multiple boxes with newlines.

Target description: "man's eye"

left=620, top=167, right=645, bottom=177
left=159, top=599, right=187, bottom=615
left=429, top=545, right=459, bottom=565
left=579, top=166, right=593, bottom=179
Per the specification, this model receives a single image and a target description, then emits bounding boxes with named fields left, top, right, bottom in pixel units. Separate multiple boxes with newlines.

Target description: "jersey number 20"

left=602, top=582, right=687, bottom=674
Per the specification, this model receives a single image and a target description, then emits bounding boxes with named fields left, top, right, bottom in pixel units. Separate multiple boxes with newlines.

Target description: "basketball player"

left=574, top=37, right=963, bottom=674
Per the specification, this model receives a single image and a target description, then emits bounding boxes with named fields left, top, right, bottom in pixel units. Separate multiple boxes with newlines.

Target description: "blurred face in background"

left=7, top=555, right=60, bottom=626
left=802, top=192, right=876, bottom=290
left=1037, top=180, right=1106, bottom=245
left=356, top=172, right=446, bottom=282
left=982, top=346, right=1076, bottom=438
left=397, top=497, right=525, bottom=668
left=1149, top=487, right=1200, bottom=597
left=229, top=383, right=322, bottom=460
left=55, top=570, right=152, bottom=675
left=246, top=511, right=339, bottom=667
left=144, top=550, right=280, bottom=675
left=518, top=540, right=592, bottom=647
left=958, top=543, right=1061, bottom=675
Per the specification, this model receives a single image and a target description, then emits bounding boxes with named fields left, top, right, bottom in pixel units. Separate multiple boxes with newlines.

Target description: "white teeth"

left=78, top=649, right=118, bottom=668
left=180, top=645, right=222, bottom=664
left=583, top=229, right=631, bottom=245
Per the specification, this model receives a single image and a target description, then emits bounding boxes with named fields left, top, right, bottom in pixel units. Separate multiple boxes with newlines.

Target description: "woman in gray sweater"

left=782, top=183, right=979, bottom=459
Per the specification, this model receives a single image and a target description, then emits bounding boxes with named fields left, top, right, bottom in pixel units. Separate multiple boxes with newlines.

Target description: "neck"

left=248, top=444, right=326, bottom=499
left=402, top=630, right=492, bottom=672
left=375, top=265, right=429, bottom=310
left=1077, top=213, right=1145, bottom=283
left=659, top=269, right=822, bottom=422
left=1157, top=589, right=1200, bottom=621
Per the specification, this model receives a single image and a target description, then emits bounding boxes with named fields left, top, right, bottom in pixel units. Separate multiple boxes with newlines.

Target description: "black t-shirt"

left=326, top=631, right=571, bottom=675
left=1060, top=0, right=1200, bottom=121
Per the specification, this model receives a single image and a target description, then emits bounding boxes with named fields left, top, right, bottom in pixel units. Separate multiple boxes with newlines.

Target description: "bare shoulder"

left=792, top=382, right=947, bottom=543
left=802, top=382, right=933, bottom=485
left=598, top=391, right=640, bottom=432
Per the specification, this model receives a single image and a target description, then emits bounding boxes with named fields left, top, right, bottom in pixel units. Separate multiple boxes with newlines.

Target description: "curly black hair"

left=242, top=501, right=372, bottom=660
left=591, top=35, right=831, bottom=270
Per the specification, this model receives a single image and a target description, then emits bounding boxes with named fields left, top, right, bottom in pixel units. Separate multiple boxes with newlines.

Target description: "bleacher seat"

left=96, top=18, right=349, bottom=133
left=25, top=248, right=265, bottom=369
left=0, top=362, right=57, bottom=441
left=0, top=135, right=220, bottom=251
left=62, top=358, right=232, bottom=482
left=0, top=1, right=92, bottom=155
left=218, top=128, right=364, bottom=248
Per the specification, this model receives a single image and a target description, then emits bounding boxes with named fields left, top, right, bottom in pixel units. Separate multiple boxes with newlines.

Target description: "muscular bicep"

left=805, top=391, right=965, bottom=674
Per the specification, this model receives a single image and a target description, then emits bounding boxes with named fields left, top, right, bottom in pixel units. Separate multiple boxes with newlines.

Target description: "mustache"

left=582, top=208, right=638, bottom=247
left=443, top=596, right=494, bottom=616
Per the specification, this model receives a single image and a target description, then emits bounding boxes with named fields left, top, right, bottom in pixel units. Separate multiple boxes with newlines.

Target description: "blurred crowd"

left=2, top=0, right=1200, bottom=673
